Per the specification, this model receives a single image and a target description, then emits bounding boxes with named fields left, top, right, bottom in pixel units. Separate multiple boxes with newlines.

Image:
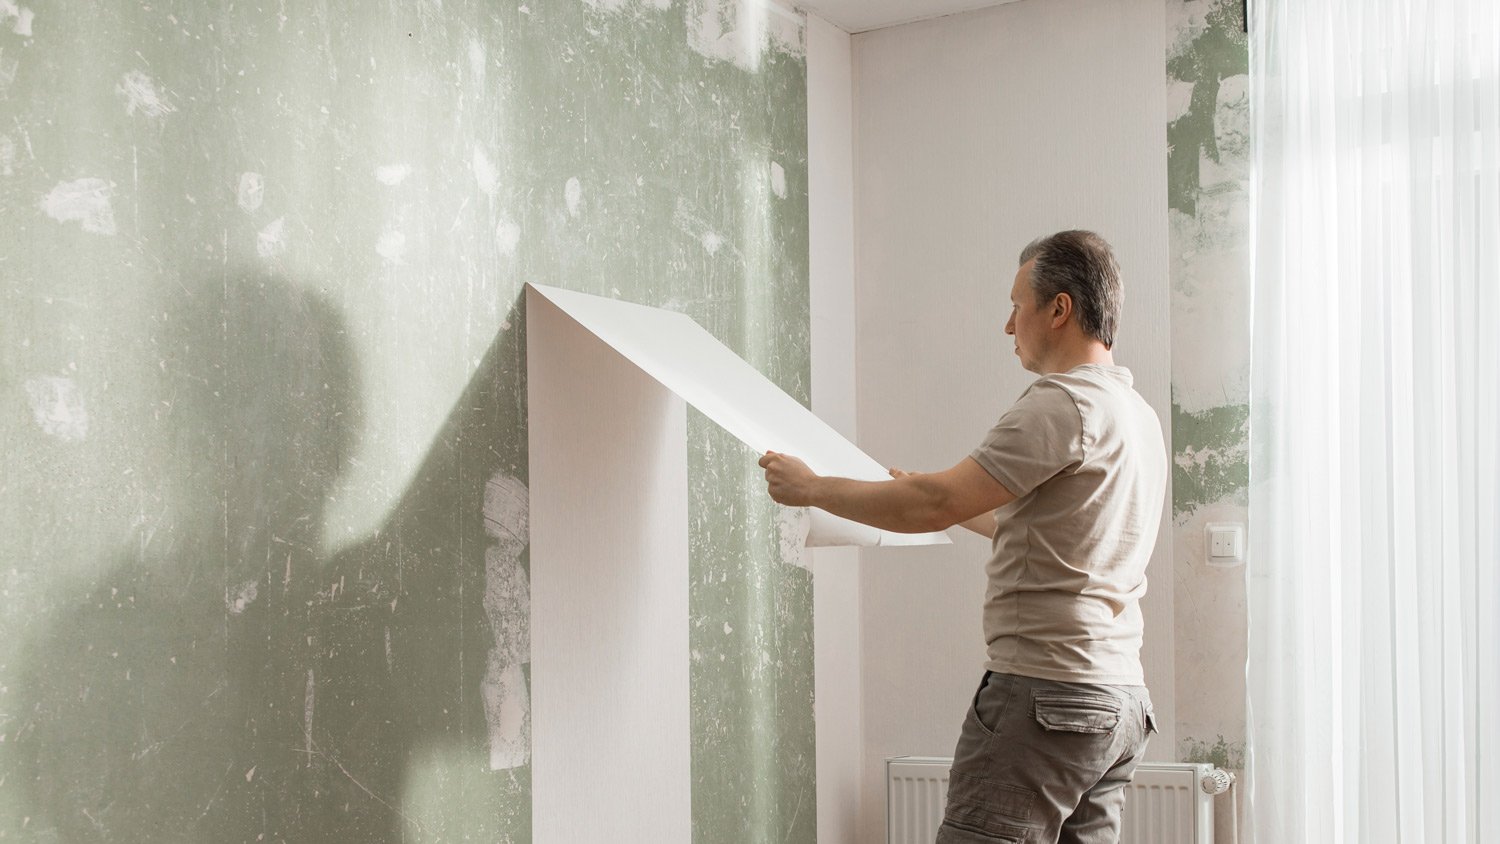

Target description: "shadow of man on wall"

left=6, top=275, right=535, bottom=842
left=6, top=268, right=361, bottom=842
left=315, top=291, right=531, bottom=842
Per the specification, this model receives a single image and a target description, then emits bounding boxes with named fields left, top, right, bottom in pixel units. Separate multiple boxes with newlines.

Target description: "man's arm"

left=759, top=452, right=1016, bottom=534
left=888, top=467, right=997, bottom=538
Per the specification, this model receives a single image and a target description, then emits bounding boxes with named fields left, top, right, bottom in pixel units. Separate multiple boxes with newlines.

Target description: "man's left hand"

left=759, top=451, right=819, bottom=507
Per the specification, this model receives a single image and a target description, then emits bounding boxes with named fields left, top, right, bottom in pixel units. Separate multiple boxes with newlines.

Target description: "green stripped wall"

left=1166, top=0, right=1251, bottom=773
left=0, top=1, right=814, bottom=841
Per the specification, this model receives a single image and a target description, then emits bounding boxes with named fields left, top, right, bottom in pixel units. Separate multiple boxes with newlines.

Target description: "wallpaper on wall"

left=0, top=0, right=814, bottom=841
left=1166, top=0, right=1250, bottom=772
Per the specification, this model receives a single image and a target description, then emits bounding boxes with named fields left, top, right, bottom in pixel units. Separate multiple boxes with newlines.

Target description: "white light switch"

left=1205, top=522, right=1245, bottom=567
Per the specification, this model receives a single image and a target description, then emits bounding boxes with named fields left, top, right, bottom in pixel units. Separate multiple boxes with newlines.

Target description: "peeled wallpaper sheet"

left=525, top=283, right=951, bottom=548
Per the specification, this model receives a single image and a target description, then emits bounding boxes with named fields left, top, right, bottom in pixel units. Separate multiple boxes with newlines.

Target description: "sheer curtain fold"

left=1248, top=0, right=1500, bottom=842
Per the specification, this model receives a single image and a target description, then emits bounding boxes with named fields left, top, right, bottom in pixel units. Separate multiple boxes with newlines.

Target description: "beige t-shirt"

left=968, top=364, right=1167, bottom=686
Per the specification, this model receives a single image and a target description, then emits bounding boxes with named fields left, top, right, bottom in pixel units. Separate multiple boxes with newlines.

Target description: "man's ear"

left=1051, top=293, right=1073, bottom=328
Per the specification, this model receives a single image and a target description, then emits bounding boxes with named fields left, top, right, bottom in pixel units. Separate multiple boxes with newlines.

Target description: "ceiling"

left=798, top=0, right=1024, bottom=34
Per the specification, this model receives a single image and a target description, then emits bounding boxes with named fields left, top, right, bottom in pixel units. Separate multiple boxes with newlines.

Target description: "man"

left=760, top=230, right=1166, bottom=844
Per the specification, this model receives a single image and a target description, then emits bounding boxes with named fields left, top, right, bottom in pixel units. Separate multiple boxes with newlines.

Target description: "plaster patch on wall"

left=480, top=472, right=530, bottom=770
left=686, top=0, right=757, bottom=72
left=374, top=163, right=411, bottom=185
left=237, top=171, right=265, bottom=213
left=467, top=38, right=486, bottom=86
left=495, top=218, right=521, bottom=255
left=376, top=228, right=406, bottom=262
left=227, top=578, right=259, bottom=614
left=116, top=70, right=176, bottom=118
left=483, top=662, right=530, bottom=770
left=23, top=376, right=88, bottom=441
left=685, top=0, right=803, bottom=73
left=0, top=0, right=33, bottom=37
left=769, top=160, right=786, bottom=199
left=0, top=134, right=15, bottom=176
left=39, top=178, right=116, bottom=235
left=256, top=216, right=287, bottom=258
left=776, top=507, right=810, bottom=570
left=563, top=176, right=582, bottom=217
left=473, top=144, right=499, bottom=195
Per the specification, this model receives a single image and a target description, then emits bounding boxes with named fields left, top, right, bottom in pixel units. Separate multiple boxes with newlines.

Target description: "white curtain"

left=1248, top=0, right=1500, bottom=841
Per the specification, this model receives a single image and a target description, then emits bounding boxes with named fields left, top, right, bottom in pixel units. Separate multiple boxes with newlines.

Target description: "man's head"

left=1005, top=230, right=1122, bottom=373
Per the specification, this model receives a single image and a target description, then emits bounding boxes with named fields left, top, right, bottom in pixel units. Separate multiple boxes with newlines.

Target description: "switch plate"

left=1205, top=522, right=1245, bottom=567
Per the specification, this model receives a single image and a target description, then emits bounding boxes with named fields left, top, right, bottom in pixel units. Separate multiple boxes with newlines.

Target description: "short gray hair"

left=1018, top=230, right=1122, bottom=348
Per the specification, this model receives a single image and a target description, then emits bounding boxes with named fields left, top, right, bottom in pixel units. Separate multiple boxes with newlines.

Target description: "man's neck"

left=1039, top=342, right=1115, bottom=375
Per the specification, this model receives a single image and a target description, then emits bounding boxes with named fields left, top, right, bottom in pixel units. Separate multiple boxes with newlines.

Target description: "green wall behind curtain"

left=1166, top=0, right=1251, bottom=774
left=0, top=0, right=814, bottom=841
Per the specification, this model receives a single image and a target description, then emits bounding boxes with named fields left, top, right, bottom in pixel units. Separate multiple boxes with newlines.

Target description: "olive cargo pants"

left=935, top=671, right=1157, bottom=844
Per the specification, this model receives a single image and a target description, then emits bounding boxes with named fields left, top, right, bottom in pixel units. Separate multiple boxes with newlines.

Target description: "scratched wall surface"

left=0, top=1, right=813, bottom=841
left=1166, top=0, right=1249, bottom=785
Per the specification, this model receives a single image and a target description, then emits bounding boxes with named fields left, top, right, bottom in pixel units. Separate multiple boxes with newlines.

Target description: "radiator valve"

left=1200, top=768, right=1236, bottom=795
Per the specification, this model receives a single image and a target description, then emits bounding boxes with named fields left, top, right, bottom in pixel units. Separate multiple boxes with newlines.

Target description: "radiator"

left=887, top=757, right=1218, bottom=844
left=887, top=757, right=954, bottom=844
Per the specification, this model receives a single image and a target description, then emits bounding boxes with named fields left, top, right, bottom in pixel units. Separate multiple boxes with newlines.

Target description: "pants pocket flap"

left=1031, top=690, right=1121, bottom=733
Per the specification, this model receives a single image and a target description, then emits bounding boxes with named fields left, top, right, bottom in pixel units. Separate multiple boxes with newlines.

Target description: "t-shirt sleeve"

left=968, top=381, right=1085, bottom=498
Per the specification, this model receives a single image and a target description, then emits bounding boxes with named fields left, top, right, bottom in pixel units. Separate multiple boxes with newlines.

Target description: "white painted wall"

left=805, top=12, right=863, bottom=844
left=850, top=1, right=1174, bottom=840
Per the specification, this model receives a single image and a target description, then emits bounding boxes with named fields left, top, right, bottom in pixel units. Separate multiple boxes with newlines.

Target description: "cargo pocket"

left=1031, top=690, right=1121, bottom=734
left=939, top=772, right=1034, bottom=842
